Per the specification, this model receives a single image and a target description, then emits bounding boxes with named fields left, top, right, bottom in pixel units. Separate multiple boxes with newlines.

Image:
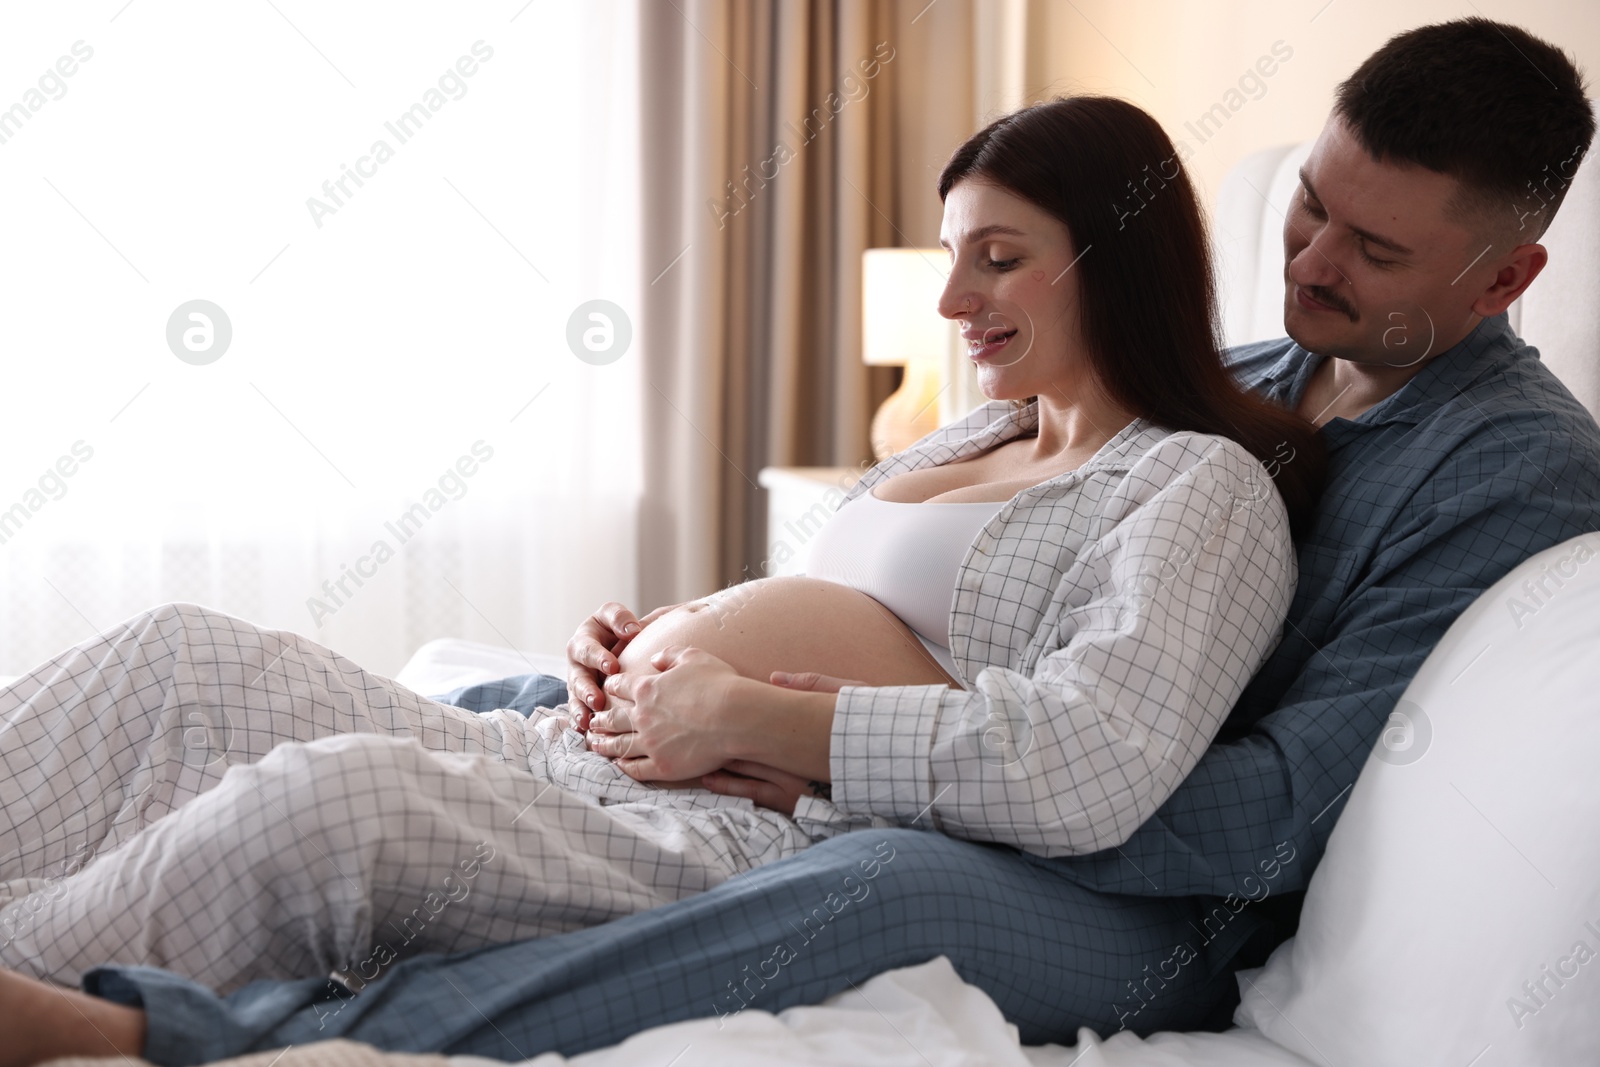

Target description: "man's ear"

left=1472, top=243, right=1548, bottom=318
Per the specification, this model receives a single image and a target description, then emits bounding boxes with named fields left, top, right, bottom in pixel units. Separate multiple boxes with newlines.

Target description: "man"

left=8, top=18, right=1600, bottom=1065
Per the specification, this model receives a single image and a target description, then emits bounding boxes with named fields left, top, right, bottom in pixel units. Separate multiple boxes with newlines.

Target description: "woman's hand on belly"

left=585, top=644, right=838, bottom=784
left=585, top=645, right=747, bottom=780
left=583, top=575, right=954, bottom=787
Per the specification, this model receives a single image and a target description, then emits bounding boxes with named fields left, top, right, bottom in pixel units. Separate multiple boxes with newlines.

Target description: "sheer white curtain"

left=0, top=2, right=641, bottom=677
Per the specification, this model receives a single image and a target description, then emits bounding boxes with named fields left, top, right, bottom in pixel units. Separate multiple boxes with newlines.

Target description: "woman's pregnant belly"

left=616, top=576, right=960, bottom=689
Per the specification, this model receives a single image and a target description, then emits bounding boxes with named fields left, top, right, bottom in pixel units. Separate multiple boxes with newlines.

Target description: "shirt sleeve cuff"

left=83, top=965, right=335, bottom=1067
left=84, top=965, right=240, bottom=1067
left=828, top=684, right=945, bottom=823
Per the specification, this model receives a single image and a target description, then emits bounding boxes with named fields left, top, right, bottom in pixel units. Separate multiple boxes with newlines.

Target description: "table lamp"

left=862, top=248, right=958, bottom=459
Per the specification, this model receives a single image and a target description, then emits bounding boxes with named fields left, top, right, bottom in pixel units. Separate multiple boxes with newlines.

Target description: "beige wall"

left=1021, top=0, right=1600, bottom=203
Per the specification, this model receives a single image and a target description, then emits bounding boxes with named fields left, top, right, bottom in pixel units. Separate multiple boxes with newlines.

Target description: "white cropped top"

left=804, top=485, right=1007, bottom=681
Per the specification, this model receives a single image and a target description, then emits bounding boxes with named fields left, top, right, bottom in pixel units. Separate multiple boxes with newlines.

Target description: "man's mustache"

left=1302, top=284, right=1358, bottom=322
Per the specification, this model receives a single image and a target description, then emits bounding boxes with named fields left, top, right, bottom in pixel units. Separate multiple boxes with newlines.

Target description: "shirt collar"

left=1254, top=313, right=1519, bottom=439
left=1354, top=313, right=1516, bottom=426
left=900, top=400, right=1158, bottom=482
left=986, top=401, right=1159, bottom=469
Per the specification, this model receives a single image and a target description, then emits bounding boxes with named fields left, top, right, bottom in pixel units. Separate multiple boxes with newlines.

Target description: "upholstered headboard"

left=1213, top=141, right=1600, bottom=419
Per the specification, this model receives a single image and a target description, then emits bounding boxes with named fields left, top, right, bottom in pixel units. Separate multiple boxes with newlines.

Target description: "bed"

left=45, top=139, right=1600, bottom=1067
left=50, top=533, right=1600, bottom=1066
left=386, top=529, right=1600, bottom=1067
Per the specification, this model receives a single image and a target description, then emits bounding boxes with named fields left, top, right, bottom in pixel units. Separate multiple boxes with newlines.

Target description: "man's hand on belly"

left=701, top=759, right=828, bottom=816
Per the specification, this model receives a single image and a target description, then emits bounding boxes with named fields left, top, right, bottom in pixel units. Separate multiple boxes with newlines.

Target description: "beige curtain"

left=637, top=0, right=1050, bottom=607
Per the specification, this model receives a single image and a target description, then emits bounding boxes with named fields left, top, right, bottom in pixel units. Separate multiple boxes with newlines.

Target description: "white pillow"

left=1235, top=532, right=1600, bottom=1065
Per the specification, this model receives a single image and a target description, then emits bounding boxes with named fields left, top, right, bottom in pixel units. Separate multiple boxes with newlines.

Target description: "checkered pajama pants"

left=0, top=603, right=812, bottom=992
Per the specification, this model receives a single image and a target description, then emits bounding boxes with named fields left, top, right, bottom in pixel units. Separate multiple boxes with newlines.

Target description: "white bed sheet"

left=393, top=638, right=567, bottom=697
left=448, top=958, right=1309, bottom=1067
left=400, top=644, right=1309, bottom=1067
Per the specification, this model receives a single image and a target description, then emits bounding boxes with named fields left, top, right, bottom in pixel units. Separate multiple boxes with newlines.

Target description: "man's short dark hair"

left=1335, top=18, right=1596, bottom=241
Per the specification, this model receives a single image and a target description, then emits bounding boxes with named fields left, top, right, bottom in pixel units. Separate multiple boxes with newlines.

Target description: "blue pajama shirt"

left=87, top=314, right=1600, bottom=1064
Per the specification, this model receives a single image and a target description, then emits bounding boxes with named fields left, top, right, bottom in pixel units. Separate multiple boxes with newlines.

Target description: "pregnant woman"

left=0, top=95, right=1323, bottom=1065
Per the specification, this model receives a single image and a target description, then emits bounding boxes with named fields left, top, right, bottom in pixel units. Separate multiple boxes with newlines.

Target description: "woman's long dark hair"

left=938, top=96, right=1326, bottom=537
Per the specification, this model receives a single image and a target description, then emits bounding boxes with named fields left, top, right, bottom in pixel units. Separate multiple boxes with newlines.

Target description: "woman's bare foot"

left=0, top=966, right=145, bottom=1066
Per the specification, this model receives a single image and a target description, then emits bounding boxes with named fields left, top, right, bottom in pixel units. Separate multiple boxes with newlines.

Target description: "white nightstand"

left=756, top=466, right=863, bottom=577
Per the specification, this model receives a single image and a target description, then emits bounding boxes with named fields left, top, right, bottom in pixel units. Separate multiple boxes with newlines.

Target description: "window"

left=0, top=3, right=641, bottom=675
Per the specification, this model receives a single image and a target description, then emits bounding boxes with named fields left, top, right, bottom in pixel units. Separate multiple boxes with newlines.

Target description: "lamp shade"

left=861, top=248, right=952, bottom=366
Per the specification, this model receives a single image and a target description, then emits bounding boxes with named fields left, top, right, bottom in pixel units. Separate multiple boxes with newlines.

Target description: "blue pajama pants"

left=84, top=676, right=1250, bottom=1064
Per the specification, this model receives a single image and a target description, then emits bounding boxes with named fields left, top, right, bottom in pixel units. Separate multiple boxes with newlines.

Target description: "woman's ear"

left=1472, top=243, right=1547, bottom=318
